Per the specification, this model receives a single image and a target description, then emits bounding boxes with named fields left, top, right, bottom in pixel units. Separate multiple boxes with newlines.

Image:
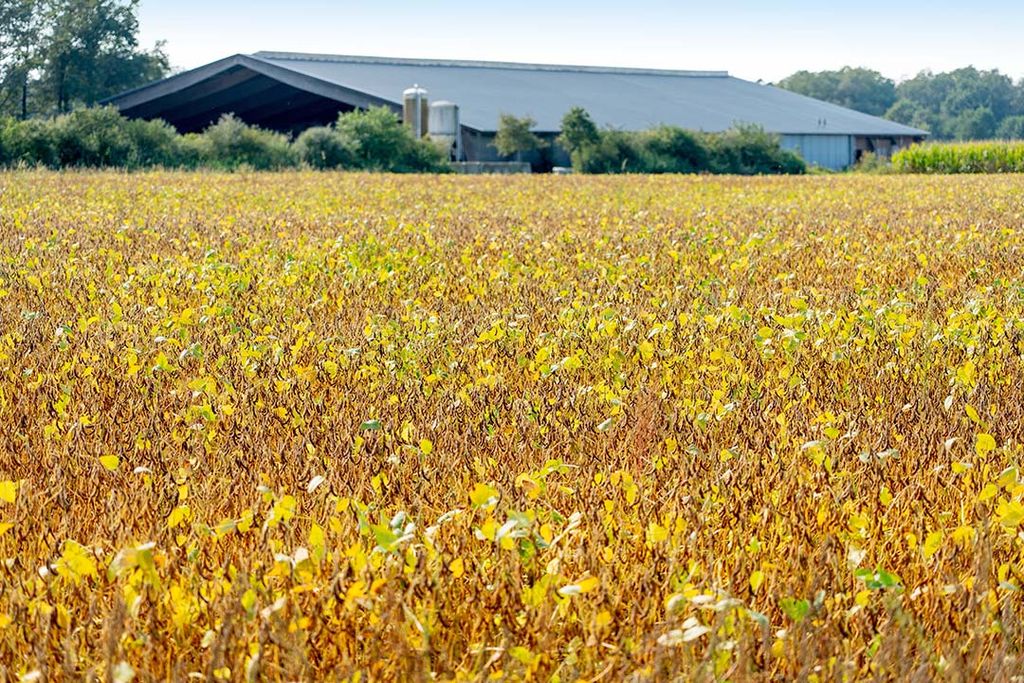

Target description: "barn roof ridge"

left=251, top=51, right=731, bottom=78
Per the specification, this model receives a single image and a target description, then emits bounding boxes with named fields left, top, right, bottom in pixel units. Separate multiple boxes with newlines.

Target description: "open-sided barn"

left=105, top=52, right=927, bottom=170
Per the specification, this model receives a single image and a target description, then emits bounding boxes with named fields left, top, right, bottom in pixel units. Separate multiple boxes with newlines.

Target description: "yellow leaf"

left=922, top=530, right=944, bottom=559
left=478, top=517, right=497, bottom=542
left=167, top=505, right=190, bottom=529
left=419, top=438, right=433, bottom=455
left=976, top=433, right=997, bottom=456
left=997, top=501, right=1024, bottom=529
left=965, top=404, right=981, bottom=424
left=449, top=557, right=464, bottom=578
left=55, top=540, right=97, bottom=583
left=749, top=570, right=765, bottom=592
left=979, top=483, right=999, bottom=502
left=0, top=480, right=16, bottom=504
left=879, top=486, right=893, bottom=506
left=558, top=576, right=600, bottom=597
left=596, top=610, right=612, bottom=627
left=99, top=455, right=120, bottom=471
left=469, top=483, right=499, bottom=509
left=646, top=522, right=669, bottom=545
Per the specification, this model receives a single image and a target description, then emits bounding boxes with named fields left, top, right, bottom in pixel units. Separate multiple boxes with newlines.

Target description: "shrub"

left=558, top=107, right=601, bottom=153
left=336, top=107, right=448, bottom=172
left=704, top=124, right=806, bottom=175
left=558, top=108, right=805, bottom=175
left=0, top=117, right=59, bottom=167
left=850, top=151, right=893, bottom=174
left=584, top=130, right=646, bottom=173
left=639, top=125, right=709, bottom=173
left=493, top=114, right=546, bottom=159
left=294, top=126, right=358, bottom=169
left=127, top=118, right=189, bottom=168
left=52, top=107, right=139, bottom=168
left=199, top=114, right=298, bottom=170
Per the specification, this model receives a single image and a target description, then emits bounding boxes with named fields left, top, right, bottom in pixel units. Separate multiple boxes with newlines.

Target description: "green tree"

left=778, top=67, right=896, bottom=117
left=886, top=67, right=1022, bottom=140
left=996, top=115, right=1024, bottom=139
left=0, top=0, right=42, bottom=118
left=949, top=107, right=996, bottom=140
left=558, top=106, right=600, bottom=153
left=640, top=125, right=708, bottom=173
left=38, top=0, right=169, bottom=113
left=335, top=106, right=448, bottom=172
left=492, top=113, right=546, bottom=160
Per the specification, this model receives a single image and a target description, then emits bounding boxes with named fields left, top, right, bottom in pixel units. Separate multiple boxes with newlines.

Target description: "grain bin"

left=428, top=100, right=460, bottom=161
left=403, top=85, right=428, bottom=138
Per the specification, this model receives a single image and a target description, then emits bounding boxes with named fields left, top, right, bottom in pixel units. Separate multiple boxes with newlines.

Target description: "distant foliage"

left=294, top=126, right=357, bottom=170
left=639, top=125, right=709, bottom=173
left=334, top=106, right=449, bottom=172
left=0, top=105, right=451, bottom=172
left=0, top=105, right=190, bottom=168
left=702, top=124, right=807, bottom=175
left=780, top=65, right=1024, bottom=141
left=778, top=67, right=897, bottom=117
left=493, top=113, right=547, bottom=160
left=558, top=108, right=806, bottom=175
left=199, top=114, right=297, bottom=171
left=995, top=116, right=1024, bottom=140
left=1, top=0, right=169, bottom=118
left=892, top=141, right=1024, bottom=173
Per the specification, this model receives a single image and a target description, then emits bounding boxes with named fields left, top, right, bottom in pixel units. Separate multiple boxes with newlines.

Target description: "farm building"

left=105, top=52, right=927, bottom=170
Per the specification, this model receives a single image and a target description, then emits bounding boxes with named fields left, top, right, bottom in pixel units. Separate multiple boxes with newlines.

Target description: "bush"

left=639, top=125, right=709, bottom=173
left=294, top=126, right=357, bottom=169
left=849, top=151, right=893, bottom=174
left=573, top=130, right=643, bottom=174
left=1, top=107, right=191, bottom=169
left=704, top=124, right=806, bottom=175
left=558, top=108, right=805, bottom=175
left=335, top=107, right=448, bottom=172
left=127, top=118, right=190, bottom=168
left=493, top=114, right=546, bottom=159
left=199, top=114, right=298, bottom=170
left=0, top=117, right=59, bottom=167
left=52, top=107, right=139, bottom=168
left=892, top=141, right=1024, bottom=173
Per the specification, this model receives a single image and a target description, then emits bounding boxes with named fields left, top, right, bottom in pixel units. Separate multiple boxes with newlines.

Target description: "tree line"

left=0, top=0, right=168, bottom=119
left=778, top=66, right=1024, bottom=140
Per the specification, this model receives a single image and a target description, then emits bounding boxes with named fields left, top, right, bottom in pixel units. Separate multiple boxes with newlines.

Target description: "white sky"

left=138, top=0, right=1024, bottom=84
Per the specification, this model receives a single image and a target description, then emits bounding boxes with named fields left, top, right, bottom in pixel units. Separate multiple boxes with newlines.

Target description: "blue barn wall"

left=781, top=134, right=854, bottom=170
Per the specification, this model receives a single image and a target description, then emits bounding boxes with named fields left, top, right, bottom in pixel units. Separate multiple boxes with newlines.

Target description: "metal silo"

left=428, top=100, right=460, bottom=161
left=402, top=85, right=428, bottom=138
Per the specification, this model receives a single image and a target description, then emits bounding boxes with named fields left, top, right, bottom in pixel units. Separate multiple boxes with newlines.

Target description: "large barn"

left=105, top=52, right=927, bottom=170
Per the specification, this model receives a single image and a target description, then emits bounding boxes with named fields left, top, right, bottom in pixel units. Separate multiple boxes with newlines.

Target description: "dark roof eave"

left=103, top=53, right=401, bottom=115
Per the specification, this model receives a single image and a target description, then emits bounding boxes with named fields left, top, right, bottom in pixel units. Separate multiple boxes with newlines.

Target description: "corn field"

left=893, top=140, right=1024, bottom=173
left=1, top=172, right=1024, bottom=681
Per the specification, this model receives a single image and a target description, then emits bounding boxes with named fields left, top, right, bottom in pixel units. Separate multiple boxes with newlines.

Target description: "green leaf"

left=779, top=597, right=810, bottom=622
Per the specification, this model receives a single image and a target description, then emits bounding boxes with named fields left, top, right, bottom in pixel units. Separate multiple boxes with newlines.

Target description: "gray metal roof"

left=107, top=51, right=927, bottom=138
left=250, top=52, right=926, bottom=137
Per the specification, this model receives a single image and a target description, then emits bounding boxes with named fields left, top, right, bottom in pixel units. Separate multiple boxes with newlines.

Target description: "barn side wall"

left=780, top=134, right=854, bottom=170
